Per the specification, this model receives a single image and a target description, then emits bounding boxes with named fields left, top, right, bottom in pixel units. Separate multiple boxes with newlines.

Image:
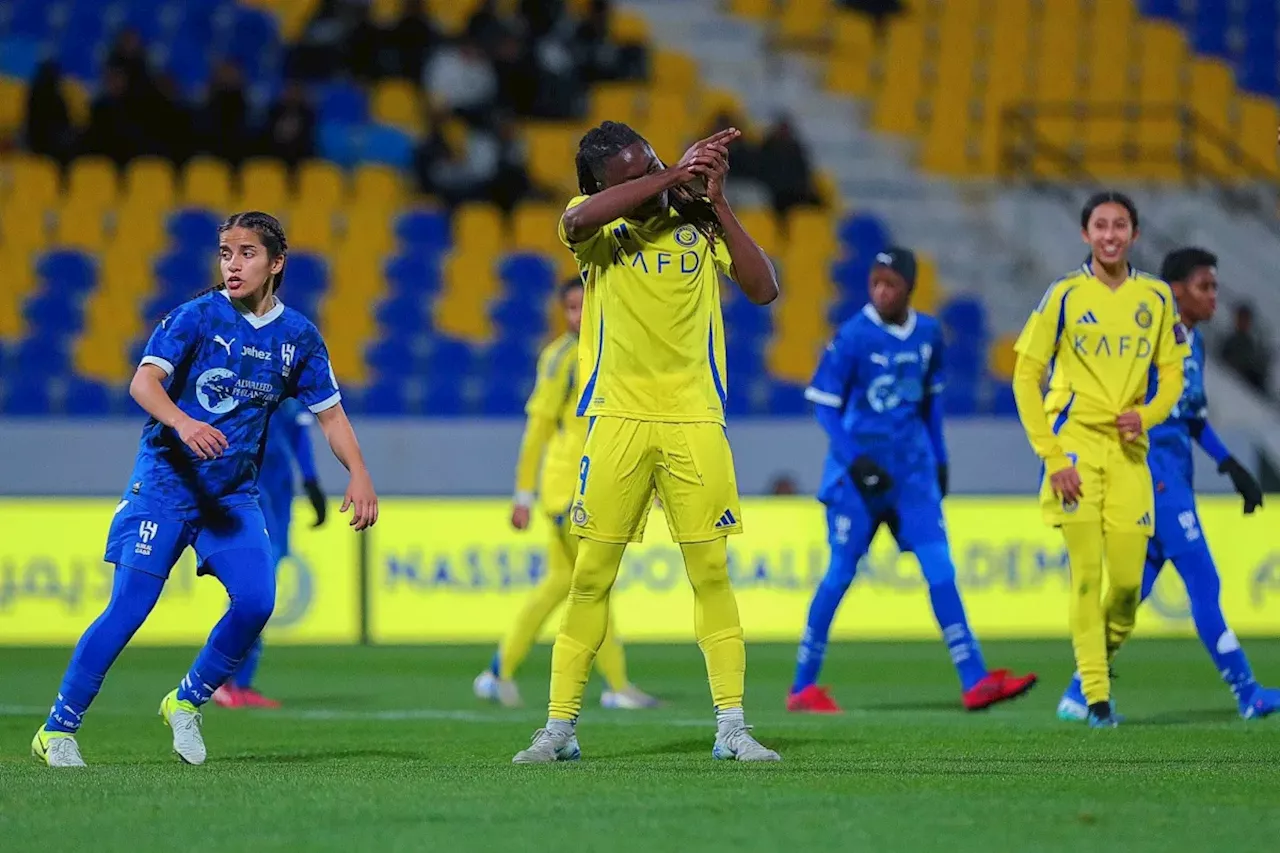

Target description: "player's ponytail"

left=194, top=211, right=289, bottom=298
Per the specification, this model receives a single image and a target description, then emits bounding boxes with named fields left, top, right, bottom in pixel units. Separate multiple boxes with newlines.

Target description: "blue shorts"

left=1149, top=485, right=1209, bottom=565
left=824, top=475, right=947, bottom=556
left=104, top=495, right=272, bottom=578
left=258, top=474, right=293, bottom=563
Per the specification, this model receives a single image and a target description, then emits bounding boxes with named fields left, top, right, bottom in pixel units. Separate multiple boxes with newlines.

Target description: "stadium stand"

left=0, top=0, right=1277, bottom=416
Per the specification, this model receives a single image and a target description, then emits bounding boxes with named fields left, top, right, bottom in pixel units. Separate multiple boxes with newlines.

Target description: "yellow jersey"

left=513, top=332, right=589, bottom=511
left=1012, top=263, right=1189, bottom=470
left=558, top=195, right=734, bottom=424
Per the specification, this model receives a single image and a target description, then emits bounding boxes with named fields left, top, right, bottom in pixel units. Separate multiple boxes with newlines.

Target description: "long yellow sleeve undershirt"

left=513, top=414, right=558, bottom=506
left=1135, top=358, right=1183, bottom=432
left=1011, top=352, right=1073, bottom=476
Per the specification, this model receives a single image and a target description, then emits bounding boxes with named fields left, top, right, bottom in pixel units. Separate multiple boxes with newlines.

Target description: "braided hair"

left=195, top=210, right=289, bottom=298
left=574, top=121, right=723, bottom=245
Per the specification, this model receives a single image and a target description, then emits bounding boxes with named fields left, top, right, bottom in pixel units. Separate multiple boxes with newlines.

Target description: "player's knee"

left=233, top=584, right=276, bottom=632
left=915, top=543, right=957, bottom=587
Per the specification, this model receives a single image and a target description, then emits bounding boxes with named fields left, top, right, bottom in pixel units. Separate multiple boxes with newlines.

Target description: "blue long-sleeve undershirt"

left=1190, top=416, right=1231, bottom=466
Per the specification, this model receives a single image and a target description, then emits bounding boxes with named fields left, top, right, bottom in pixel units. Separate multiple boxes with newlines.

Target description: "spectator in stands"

left=290, top=0, right=371, bottom=80
left=467, top=0, right=518, bottom=54
left=489, top=114, right=536, bottom=212
left=414, top=116, right=500, bottom=208
left=757, top=115, right=821, bottom=215
left=424, top=37, right=498, bottom=125
left=839, top=0, right=905, bottom=34
left=574, top=0, right=645, bottom=82
left=525, top=12, right=584, bottom=119
left=492, top=33, right=539, bottom=117
left=105, top=29, right=154, bottom=96
left=344, top=0, right=384, bottom=80
left=81, top=67, right=148, bottom=166
left=702, top=110, right=758, bottom=180
left=145, top=73, right=195, bottom=164
left=383, top=0, right=440, bottom=82
left=1220, top=303, right=1273, bottom=395
left=195, top=60, right=251, bottom=164
left=23, top=61, right=75, bottom=165
left=262, top=80, right=317, bottom=167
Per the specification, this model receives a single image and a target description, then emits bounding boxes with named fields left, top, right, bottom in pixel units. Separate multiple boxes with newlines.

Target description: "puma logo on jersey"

left=213, top=335, right=236, bottom=354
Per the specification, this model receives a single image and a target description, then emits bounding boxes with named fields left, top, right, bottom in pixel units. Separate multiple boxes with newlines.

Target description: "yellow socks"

left=547, top=539, right=625, bottom=721
left=681, top=540, right=745, bottom=711
left=1103, top=531, right=1148, bottom=662
left=1062, top=522, right=1109, bottom=705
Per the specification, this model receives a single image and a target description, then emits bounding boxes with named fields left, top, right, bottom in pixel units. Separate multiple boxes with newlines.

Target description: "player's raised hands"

left=177, top=417, right=229, bottom=459
left=1115, top=410, right=1143, bottom=441
left=1050, top=465, right=1083, bottom=505
left=674, top=128, right=739, bottom=182
left=342, top=468, right=379, bottom=530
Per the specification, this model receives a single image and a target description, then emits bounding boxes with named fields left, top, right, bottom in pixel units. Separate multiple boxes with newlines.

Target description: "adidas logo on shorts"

left=714, top=509, right=738, bottom=529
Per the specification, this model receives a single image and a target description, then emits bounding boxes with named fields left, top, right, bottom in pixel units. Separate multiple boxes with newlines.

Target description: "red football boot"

left=237, top=688, right=282, bottom=710
left=963, top=668, right=1038, bottom=711
left=212, top=685, right=244, bottom=709
left=786, top=684, right=842, bottom=713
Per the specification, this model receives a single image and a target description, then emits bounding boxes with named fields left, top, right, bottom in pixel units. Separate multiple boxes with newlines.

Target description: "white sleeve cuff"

left=930, top=382, right=946, bottom=393
left=513, top=491, right=535, bottom=508
left=139, top=356, right=175, bottom=376
left=803, top=387, right=842, bottom=408
left=308, top=391, right=342, bottom=414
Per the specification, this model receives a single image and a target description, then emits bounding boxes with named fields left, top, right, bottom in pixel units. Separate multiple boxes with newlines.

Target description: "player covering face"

left=512, top=121, right=781, bottom=763
left=1056, top=247, right=1278, bottom=722
left=788, top=248, right=1037, bottom=713
left=474, top=279, right=659, bottom=711
left=1012, top=192, right=1188, bottom=728
left=33, top=212, right=378, bottom=767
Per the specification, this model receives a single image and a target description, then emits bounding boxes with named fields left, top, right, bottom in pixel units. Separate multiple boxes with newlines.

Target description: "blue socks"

left=792, top=547, right=857, bottom=693
left=177, top=548, right=277, bottom=706
left=231, top=637, right=264, bottom=689
left=46, top=566, right=166, bottom=733
left=916, top=542, right=987, bottom=691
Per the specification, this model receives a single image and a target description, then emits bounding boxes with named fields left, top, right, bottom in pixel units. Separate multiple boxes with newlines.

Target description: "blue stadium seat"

left=2, top=377, right=53, bottom=415
left=121, top=3, right=171, bottom=43
left=366, top=337, right=417, bottom=378
left=36, top=250, right=96, bottom=294
left=155, top=250, right=211, bottom=290
left=12, top=336, right=71, bottom=378
left=168, top=209, right=222, bottom=247
left=385, top=251, right=444, bottom=295
left=498, top=253, right=558, bottom=295
left=285, top=252, right=328, bottom=296
left=1137, top=0, right=1181, bottom=21
left=481, top=341, right=537, bottom=381
left=769, top=381, right=809, bottom=416
left=989, top=383, right=1018, bottom=416
left=65, top=377, right=114, bottom=416
left=318, top=81, right=369, bottom=126
left=225, top=6, right=278, bottom=78
left=1190, top=3, right=1230, bottom=58
left=828, top=295, right=867, bottom=327
left=425, top=337, right=475, bottom=375
left=478, top=379, right=529, bottom=416
left=395, top=210, right=451, bottom=252
left=723, top=296, right=773, bottom=338
left=375, top=294, right=429, bottom=336
left=318, top=121, right=360, bottom=168
left=24, top=293, right=85, bottom=335
left=942, top=381, right=979, bottom=416
left=57, top=33, right=104, bottom=81
left=0, top=37, right=40, bottom=79
left=363, top=125, right=414, bottom=169
left=6, top=0, right=52, bottom=41
left=939, top=296, right=988, bottom=341
left=838, top=213, right=890, bottom=259
left=166, top=37, right=212, bottom=94
left=831, top=257, right=871, bottom=294
left=490, top=298, right=548, bottom=339
left=362, top=380, right=411, bottom=415
left=423, top=377, right=465, bottom=415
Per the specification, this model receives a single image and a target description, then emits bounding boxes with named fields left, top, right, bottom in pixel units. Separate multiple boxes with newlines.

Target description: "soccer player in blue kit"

left=788, top=248, right=1037, bottom=713
left=1056, top=246, right=1279, bottom=721
left=32, top=212, right=378, bottom=767
left=212, top=396, right=327, bottom=710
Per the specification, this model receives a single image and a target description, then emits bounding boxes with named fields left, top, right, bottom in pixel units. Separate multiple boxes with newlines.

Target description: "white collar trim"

left=220, top=288, right=285, bottom=329
left=862, top=304, right=917, bottom=341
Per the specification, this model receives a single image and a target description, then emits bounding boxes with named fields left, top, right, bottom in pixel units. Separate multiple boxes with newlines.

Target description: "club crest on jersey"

left=673, top=224, right=699, bottom=247
left=570, top=500, right=589, bottom=526
left=1134, top=302, right=1153, bottom=329
left=281, top=342, right=296, bottom=378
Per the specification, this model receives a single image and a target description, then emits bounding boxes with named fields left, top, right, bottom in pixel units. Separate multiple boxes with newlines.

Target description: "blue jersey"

left=805, top=306, right=947, bottom=504
left=129, top=290, right=340, bottom=515
left=261, top=396, right=319, bottom=489
left=1147, top=328, right=1217, bottom=492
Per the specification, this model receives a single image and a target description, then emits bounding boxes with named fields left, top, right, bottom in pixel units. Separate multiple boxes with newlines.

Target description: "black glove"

left=304, top=479, right=327, bottom=527
left=1220, top=457, right=1263, bottom=515
left=937, top=463, right=949, bottom=498
left=849, top=455, right=893, bottom=495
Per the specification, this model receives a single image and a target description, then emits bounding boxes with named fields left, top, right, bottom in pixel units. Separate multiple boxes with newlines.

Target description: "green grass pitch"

left=3, top=641, right=1280, bottom=852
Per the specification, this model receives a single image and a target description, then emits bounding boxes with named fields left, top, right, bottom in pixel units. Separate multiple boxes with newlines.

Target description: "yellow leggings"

left=497, top=523, right=629, bottom=691
left=548, top=537, right=744, bottom=721
left=1062, top=522, right=1148, bottom=705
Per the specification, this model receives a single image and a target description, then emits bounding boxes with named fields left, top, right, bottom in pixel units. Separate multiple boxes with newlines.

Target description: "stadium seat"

left=362, top=379, right=412, bottom=415
left=9, top=154, right=60, bottom=212
left=181, top=157, right=234, bottom=211
left=167, top=208, right=222, bottom=248
left=768, top=381, right=809, bottom=416
left=318, top=81, right=369, bottom=126
left=123, top=158, right=179, bottom=210
left=385, top=249, right=444, bottom=296
left=353, top=164, right=407, bottom=212
left=12, top=335, right=71, bottom=378
left=2, top=376, right=53, bottom=415
left=36, top=250, right=96, bottom=295
left=24, top=292, right=84, bottom=335
left=422, top=375, right=465, bottom=415
left=65, top=376, right=113, bottom=415
left=372, top=79, right=424, bottom=135
left=238, top=158, right=291, bottom=211
left=297, top=159, right=346, bottom=210
left=394, top=209, right=451, bottom=252
left=66, top=157, right=119, bottom=209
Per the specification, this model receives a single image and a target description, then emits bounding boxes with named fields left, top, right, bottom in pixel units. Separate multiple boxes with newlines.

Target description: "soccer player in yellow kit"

left=474, top=278, right=659, bottom=710
left=512, top=122, right=781, bottom=763
left=1012, top=192, right=1189, bottom=728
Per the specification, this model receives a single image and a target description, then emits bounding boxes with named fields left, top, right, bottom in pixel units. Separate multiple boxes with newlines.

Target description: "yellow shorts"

left=569, top=417, right=743, bottom=544
left=1039, top=421, right=1154, bottom=536
left=538, top=457, right=578, bottom=521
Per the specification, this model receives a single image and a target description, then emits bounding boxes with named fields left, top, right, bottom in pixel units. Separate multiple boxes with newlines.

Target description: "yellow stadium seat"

left=123, top=157, right=177, bottom=209
left=67, top=156, right=119, bottom=208
left=512, top=203, right=563, bottom=254
left=372, top=79, right=424, bottom=135
left=0, top=196, right=50, bottom=248
left=988, top=333, right=1019, bottom=381
left=338, top=213, right=396, bottom=259
left=284, top=205, right=336, bottom=251
left=181, top=157, right=233, bottom=211
left=0, top=76, right=24, bottom=137
left=297, top=159, right=346, bottom=210
left=872, top=16, right=926, bottom=135
left=912, top=255, right=940, bottom=314
left=238, top=158, right=291, bottom=211
left=935, top=0, right=980, bottom=101
left=833, top=10, right=874, bottom=55
left=8, top=154, right=60, bottom=211
left=735, top=209, right=781, bottom=258
left=54, top=201, right=108, bottom=251
left=1189, top=59, right=1235, bottom=177
left=588, top=83, right=644, bottom=131
left=352, top=164, right=407, bottom=210
left=1035, top=0, right=1082, bottom=102
left=729, top=0, right=773, bottom=19
left=814, top=170, right=838, bottom=208
left=454, top=203, right=505, bottom=251
left=644, top=91, right=692, bottom=162
left=652, top=50, right=698, bottom=88
left=1237, top=95, right=1280, bottom=180
left=921, top=97, right=973, bottom=176
left=63, top=79, right=91, bottom=128
left=986, top=1, right=1032, bottom=106
left=437, top=251, right=498, bottom=340
left=826, top=54, right=872, bottom=99
left=779, top=0, right=832, bottom=44
left=112, top=205, right=166, bottom=253
left=1137, top=21, right=1185, bottom=104
left=1083, top=0, right=1135, bottom=104
left=609, top=9, right=650, bottom=45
